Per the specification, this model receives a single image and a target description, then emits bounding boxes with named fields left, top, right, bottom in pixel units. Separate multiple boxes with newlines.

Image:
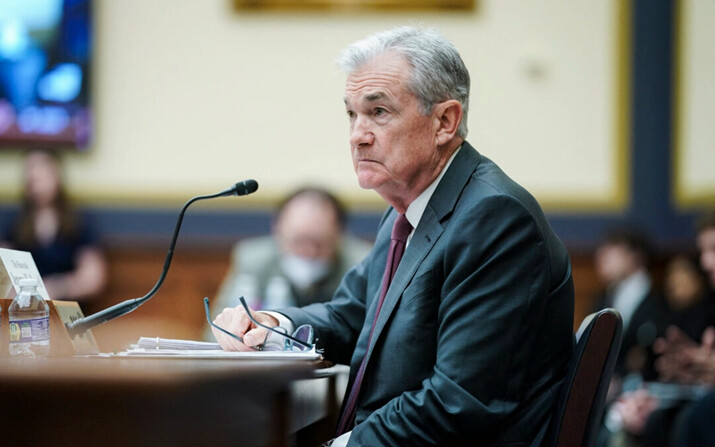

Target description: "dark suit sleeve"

left=280, top=243, right=386, bottom=365
left=351, top=195, right=568, bottom=445
left=279, top=209, right=392, bottom=365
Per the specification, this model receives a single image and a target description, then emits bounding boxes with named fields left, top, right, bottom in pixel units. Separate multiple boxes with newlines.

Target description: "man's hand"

left=654, top=326, right=715, bottom=384
left=211, top=305, right=279, bottom=351
left=614, top=389, right=659, bottom=435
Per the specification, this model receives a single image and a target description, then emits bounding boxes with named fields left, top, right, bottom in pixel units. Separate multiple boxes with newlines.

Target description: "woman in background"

left=1, top=149, right=106, bottom=302
left=662, top=255, right=715, bottom=338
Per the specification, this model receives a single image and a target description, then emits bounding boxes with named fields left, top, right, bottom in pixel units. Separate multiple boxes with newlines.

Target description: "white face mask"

left=280, top=254, right=332, bottom=290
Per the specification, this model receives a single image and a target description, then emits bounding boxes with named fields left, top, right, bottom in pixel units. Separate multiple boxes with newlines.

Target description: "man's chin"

left=356, top=172, right=384, bottom=191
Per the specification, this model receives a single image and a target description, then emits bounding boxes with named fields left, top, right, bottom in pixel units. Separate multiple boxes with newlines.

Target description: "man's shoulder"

left=434, top=142, right=541, bottom=219
left=461, top=151, right=554, bottom=232
left=236, top=235, right=277, bottom=251
left=450, top=146, right=571, bottom=278
left=232, top=236, right=280, bottom=269
left=470, top=154, right=533, bottom=201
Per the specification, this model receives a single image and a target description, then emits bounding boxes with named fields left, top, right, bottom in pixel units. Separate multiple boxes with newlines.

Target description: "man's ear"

left=434, top=99, right=463, bottom=146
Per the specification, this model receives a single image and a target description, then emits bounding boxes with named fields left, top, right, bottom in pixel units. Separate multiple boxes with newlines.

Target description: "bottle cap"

left=18, top=278, right=38, bottom=287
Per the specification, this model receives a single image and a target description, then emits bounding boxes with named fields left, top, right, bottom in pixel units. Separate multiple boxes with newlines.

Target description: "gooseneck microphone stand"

left=65, top=180, right=258, bottom=338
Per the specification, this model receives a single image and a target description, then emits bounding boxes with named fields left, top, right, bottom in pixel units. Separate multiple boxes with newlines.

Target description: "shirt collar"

left=405, top=144, right=461, bottom=231
left=611, top=269, right=652, bottom=329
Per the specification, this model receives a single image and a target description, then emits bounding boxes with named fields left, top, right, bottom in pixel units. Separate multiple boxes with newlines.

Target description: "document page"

left=110, top=337, right=321, bottom=360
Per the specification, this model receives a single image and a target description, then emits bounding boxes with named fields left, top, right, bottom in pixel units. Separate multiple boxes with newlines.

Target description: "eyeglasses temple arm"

left=204, top=297, right=245, bottom=344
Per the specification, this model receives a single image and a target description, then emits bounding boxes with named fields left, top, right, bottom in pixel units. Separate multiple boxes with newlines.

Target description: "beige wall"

left=675, top=0, right=715, bottom=208
left=0, top=0, right=630, bottom=210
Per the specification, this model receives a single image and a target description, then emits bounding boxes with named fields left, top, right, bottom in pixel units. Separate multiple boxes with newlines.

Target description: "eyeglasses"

left=204, top=297, right=314, bottom=352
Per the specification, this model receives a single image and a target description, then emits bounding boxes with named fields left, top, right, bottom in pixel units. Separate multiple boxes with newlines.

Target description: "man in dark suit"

left=212, top=26, right=574, bottom=446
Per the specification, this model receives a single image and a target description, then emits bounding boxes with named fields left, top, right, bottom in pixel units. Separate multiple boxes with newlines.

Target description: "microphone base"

left=65, top=298, right=141, bottom=340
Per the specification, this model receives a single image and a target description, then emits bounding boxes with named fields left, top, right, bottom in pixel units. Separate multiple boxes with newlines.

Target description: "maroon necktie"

left=336, top=213, right=413, bottom=435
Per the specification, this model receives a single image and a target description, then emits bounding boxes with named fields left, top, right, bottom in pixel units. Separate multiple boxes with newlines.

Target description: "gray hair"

left=336, top=26, right=470, bottom=138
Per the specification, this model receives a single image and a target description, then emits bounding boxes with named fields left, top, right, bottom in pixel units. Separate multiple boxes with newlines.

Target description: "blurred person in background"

left=592, top=227, right=669, bottom=447
left=696, top=211, right=715, bottom=289
left=593, top=227, right=669, bottom=382
left=661, top=255, right=715, bottom=344
left=204, top=186, right=372, bottom=339
left=652, top=211, right=715, bottom=447
left=604, top=212, right=715, bottom=447
left=0, top=148, right=106, bottom=303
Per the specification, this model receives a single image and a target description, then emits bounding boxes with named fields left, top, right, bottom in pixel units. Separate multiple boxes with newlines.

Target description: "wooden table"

left=0, top=356, right=331, bottom=447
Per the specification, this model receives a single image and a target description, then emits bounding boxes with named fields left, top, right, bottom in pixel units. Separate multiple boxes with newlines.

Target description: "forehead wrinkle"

left=344, top=65, right=406, bottom=106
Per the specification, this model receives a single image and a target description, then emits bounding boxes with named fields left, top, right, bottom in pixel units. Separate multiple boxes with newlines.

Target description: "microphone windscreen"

left=234, top=179, right=259, bottom=196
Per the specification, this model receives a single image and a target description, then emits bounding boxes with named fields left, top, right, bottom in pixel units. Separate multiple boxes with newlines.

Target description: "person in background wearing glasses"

left=211, top=26, right=574, bottom=447
left=203, top=187, right=372, bottom=340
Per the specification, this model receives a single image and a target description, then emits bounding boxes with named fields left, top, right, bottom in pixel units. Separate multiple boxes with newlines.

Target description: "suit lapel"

left=363, top=142, right=482, bottom=361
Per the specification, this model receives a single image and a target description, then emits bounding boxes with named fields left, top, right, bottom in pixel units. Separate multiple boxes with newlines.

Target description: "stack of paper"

left=113, top=336, right=321, bottom=360
left=135, top=337, right=221, bottom=351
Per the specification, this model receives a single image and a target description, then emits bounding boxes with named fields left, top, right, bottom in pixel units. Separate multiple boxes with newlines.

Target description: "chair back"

left=548, top=308, right=623, bottom=447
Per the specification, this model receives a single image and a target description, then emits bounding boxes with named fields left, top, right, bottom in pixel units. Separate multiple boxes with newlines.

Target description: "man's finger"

left=243, top=327, right=269, bottom=348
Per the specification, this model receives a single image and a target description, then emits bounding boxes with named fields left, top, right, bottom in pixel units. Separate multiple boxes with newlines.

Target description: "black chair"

left=548, top=308, right=623, bottom=447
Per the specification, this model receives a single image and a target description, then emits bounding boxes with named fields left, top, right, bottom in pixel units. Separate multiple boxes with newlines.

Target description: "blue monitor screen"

left=0, top=0, right=92, bottom=150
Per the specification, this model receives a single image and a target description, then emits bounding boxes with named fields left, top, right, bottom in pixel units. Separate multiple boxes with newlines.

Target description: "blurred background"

left=0, top=0, right=712, bottom=351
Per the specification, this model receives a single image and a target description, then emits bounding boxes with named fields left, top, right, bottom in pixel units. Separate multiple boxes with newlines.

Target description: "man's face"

left=344, top=52, right=442, bottom=209
left=275, top=196, right=340, bottom=262
left=697, top=227, right=715, bottom=288
left=594, top=243, right=640, bottom=285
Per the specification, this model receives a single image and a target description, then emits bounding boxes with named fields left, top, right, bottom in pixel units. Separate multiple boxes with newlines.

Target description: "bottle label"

left=9, top=317, right=50, bottom=343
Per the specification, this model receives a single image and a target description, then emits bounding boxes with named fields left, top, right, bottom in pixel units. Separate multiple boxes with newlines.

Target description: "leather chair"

left=547, top=308, right=623, bottom=447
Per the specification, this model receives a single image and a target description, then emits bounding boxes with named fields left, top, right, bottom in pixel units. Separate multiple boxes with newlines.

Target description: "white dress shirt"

left=610, top=269, right=651, bottom=331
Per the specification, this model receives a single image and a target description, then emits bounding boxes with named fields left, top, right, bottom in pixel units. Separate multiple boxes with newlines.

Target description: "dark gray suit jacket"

left=281, top=142, right=574, bottom=446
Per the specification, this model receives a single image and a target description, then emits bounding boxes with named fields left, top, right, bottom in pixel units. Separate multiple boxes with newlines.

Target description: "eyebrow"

left=344, top=91, right=388, bottom=106
left=365, top=92, right=386, bottom=102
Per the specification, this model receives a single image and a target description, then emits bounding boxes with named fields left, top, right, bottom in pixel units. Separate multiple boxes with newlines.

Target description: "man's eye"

left=346, top=110, right=356, bottom=119
left=374, top=108, right=386, bottom=116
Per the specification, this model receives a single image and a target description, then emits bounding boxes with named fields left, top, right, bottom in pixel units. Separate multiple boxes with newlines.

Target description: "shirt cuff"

left=332, top=431, right=351, bottom=447
left=262, top=311, right=295, bottom=346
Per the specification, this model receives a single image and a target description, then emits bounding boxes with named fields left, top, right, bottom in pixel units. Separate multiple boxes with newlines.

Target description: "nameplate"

left=0, top=248, right=50, bottom=301
left=51, top=300, right=100, bottom=355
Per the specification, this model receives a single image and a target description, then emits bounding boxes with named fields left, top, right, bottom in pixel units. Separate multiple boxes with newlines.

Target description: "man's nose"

left=350, top=116, right=374, bottom=147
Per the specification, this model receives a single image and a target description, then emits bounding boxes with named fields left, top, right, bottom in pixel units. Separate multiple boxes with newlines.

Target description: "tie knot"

left=391, top=213, right=413, bottom=243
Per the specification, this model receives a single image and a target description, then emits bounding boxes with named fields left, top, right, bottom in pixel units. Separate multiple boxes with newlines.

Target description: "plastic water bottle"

left=8, top=278, right=50, bottom=357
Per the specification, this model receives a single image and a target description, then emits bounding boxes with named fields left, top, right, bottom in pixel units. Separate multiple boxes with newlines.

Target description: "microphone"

left=218, top=179, right=259, bottom=197
left=65, top=180, right=259, bottom=338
